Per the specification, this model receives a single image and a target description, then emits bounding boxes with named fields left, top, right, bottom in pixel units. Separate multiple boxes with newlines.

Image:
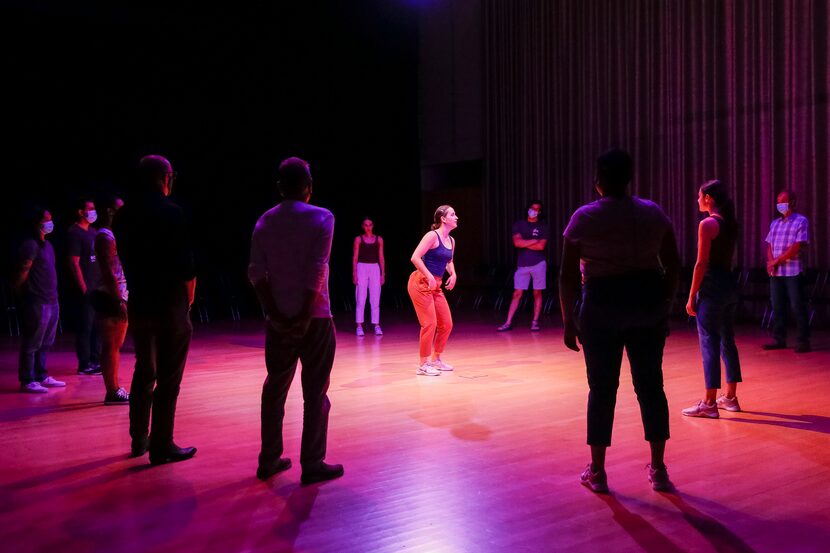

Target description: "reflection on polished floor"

left=1, top=312, right=828, bottom=553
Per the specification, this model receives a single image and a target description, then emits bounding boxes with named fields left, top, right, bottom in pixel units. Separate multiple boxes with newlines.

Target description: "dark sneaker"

left=795, top=343, right=811, bottom=353
left=762, top=342, right=787, bottom=351
left=301, top=462, right=344, bottom=485
left=647, top=464, right=673, bottom=492
left=497, top=322, right=513, bottom=332
left=530, top=320, right=541, bottom=331
left=104, top=387, right=130, bottom=405
left=580, top=464, right=609, bottom=493
left=78, top=365, right=102, bottom=375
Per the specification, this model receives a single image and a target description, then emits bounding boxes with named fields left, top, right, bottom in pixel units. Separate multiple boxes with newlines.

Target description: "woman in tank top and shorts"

left=408, top=205, right=459, bottom=376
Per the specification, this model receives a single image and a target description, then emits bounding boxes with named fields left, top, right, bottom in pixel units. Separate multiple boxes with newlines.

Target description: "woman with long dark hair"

left=683, top=180, right=743, bottom=418
left=352, top=216, right=385, bottom=336
left=407, top=205, right=458, bottom=376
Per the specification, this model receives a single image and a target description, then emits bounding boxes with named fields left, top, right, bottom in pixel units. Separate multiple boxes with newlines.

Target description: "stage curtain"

left=482, top=0, right=829, bottom=269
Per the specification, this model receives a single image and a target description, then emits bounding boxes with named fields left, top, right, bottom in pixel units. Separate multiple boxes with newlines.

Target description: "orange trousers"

left=407, top=271, right=453, bottom=359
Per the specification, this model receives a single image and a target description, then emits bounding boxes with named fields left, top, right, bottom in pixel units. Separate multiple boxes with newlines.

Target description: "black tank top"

left=708, top=216, right=736, bottom=272
left=357, top=236, right=380, bottom=264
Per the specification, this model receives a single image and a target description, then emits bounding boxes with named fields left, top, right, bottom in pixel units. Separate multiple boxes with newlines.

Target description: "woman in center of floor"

left=407, top=205, right=458, bottom=376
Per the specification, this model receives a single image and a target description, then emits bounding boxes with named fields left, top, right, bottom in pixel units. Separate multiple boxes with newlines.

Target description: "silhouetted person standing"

left=114, top=155, right=197, bottom=464
left=249, top=157, right=343, bottom=484
left=560, top=149, right=680, bottom=493
left=66, top=196, right=102, bottom=375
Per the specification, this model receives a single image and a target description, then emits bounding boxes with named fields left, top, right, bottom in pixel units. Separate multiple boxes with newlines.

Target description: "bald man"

left=114, top=155, right=197, bottom=464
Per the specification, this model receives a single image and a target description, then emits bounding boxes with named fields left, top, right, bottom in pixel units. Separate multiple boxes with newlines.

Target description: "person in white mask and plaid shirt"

left=764, top=189, right=811, bottom=353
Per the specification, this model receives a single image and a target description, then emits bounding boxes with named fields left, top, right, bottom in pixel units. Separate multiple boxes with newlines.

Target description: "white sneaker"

left=716, top=395, right=741, bottom=412
left=21, top=381, right=48, bottom=393
left=374, top=325, right=383, bottom=336
left=681, top=400, right=719, bottom=418
left=40, top=376, right=66, bottom=388
left=356, top=325, right=365, bottom=337
left=416, top=363, right=441, bottom=376
left=430, top=359, right=454, bottom=371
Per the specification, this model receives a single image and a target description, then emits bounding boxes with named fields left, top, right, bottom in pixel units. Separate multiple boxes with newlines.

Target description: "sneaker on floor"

left=416, top=363, right=441, bottom=376
left=78, top=365, right=102, bottom=375
left=716, top=394, right=741, bottom=412
left=430, top=359, right=454, bottom=371
left=530, top=320, right=541, bottom=331
left=762, top=342, right=787, bottom=351
left=105, top=387, right=130, bottom=405
left=682, top=400, right=719, bottom=418
left=580, top=464, right=609, bottom=493
left=21, top=381, right=48, bottom=394
left=646, top=463, right=673, bottom=492
left=795, top=343, right=811, bottom=353
left=374, top=325, right=383, bottom=336
left=41, top=376, right=66, bottom=388
left=496, top=322, right=513, bottom=332
left=355, top=325, right=365, bottom=337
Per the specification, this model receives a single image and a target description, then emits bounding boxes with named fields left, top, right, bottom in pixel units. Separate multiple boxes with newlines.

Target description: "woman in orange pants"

left=408, top=205, right=458, bottom=376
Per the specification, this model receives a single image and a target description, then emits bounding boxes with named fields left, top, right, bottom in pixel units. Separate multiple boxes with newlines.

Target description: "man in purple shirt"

left=249, top=157, right=343, bottom=485
left=763, top=189, right=811, bottom=353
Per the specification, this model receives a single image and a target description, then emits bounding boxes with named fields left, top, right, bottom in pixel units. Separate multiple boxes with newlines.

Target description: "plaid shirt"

left=765, top=212, right=809, bottom=276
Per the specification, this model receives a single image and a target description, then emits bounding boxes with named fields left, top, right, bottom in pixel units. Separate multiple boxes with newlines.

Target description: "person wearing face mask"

left=113, top=155, right=197, bottom=464
left=764, top=189, right=811, bottom=353
left=497, top=200, right=550, bottom=332
left=13, top=206, right=66, bottom=393
left=67, top=196, right=103, bottom=375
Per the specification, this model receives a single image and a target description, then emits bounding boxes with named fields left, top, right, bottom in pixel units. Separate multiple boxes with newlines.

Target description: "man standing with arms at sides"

left=114, top=155, right=197, bottom=464
left=498, top=200, right=549, bottom=332
left=14, top=207, right=66, bottom=393
left=560, top=149, right=680, bottom=494
left=67, top=196, right=102, bottom=375
left=763, top=189, right=811, bottom=353
left=249, top=157, right=344, bottom=485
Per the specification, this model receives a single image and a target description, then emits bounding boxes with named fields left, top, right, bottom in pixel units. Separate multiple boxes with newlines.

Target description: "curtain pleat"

left=482, top=0, right=829, bottom=269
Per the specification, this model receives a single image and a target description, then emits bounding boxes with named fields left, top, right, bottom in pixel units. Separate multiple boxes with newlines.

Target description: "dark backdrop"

left=1, top=2, right=421, bottom=320
left=482, top=0, right=829, bottom=269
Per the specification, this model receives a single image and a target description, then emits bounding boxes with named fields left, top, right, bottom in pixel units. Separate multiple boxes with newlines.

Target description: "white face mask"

left=776, top=203, right=789, bottom=215
left=528, top=208, right=539, bottom=219
left=84, top=210, right=98, bottom=224
left=41, top=221, right=54, bottom=234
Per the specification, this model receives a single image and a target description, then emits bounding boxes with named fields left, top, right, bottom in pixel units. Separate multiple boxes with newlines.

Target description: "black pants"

left=129, top=305, right=193, bottom=449
left=770, top=275, right=810, bottom=346
left=76, top=292, right=101, bottom=369
left=260, top=317, right=336, bottom=469
left=579, top=271, right=670, bottom=447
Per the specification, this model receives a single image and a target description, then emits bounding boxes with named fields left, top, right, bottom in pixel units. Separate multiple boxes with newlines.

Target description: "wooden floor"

left=1, top=311, right=829, bottom=553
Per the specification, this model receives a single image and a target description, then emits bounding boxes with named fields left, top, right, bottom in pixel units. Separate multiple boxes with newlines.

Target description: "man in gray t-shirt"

left=497, top=200, right=550, bottom=332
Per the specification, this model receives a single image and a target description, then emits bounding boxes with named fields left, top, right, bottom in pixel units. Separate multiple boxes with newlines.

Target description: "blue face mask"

left=41, top=221, right=54, bottom=234
left=528, top=209, right=539, bottom=219
left=776, top=202, right=789, bottom=215
left=84, top=210, right=98, bottom=224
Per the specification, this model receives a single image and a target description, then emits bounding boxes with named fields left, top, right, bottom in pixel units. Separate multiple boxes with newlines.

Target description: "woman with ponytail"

left=407, top=205, right=459, bottom=376
left=683, top=180, right=743, bottom=418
